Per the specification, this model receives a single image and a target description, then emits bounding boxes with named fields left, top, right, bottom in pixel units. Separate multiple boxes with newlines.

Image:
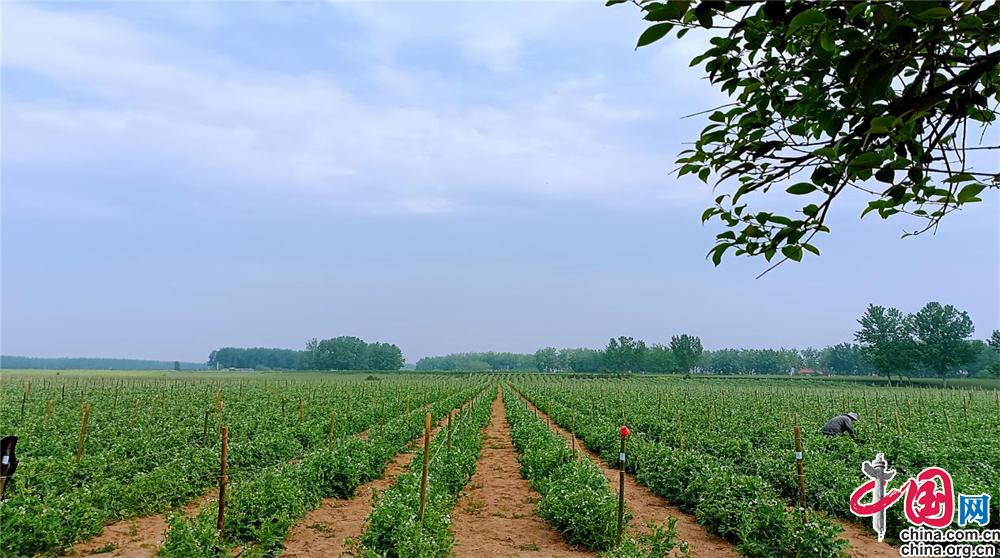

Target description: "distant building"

left=796, top=368, right=825, bottom=376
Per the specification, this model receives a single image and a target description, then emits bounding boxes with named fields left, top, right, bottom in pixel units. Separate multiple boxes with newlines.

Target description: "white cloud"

left=2, top=3, right=714, bottom=216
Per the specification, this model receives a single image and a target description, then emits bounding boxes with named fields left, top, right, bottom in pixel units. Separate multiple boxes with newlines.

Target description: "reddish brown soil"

left=835, top=519, right=902, bottom=558
left=519, top=394, right=738, bottom=558
left=451, top=387, right=595, bottom=557
left=61, top=417, right=406, bottom=558
left=62, top=492, right=213, bottom=558
left=281, top=405, right=466, bottom=557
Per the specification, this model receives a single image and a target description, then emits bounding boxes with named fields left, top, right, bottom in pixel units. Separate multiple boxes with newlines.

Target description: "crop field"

left=0, top=372, right=997, bottom=558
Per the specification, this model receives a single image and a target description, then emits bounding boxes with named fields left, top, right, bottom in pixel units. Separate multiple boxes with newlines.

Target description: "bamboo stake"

left=794, top=414, right=806, bottom=513
left=616, top=433, right=627, bottom=545
left=418, top=413, right=431, bottom=523
left=75, top=403, right=92, bottom=466
left=328, top=411, right=336, bottom=449
left=677, top=412, right=684, bottom=450
left=217, top=427, right=229, bottom=533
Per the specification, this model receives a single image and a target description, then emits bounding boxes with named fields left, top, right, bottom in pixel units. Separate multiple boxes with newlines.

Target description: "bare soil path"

left=834, top=520, right=901, bottom=558
left=517, top=392, right=738, bottom=558
left=281, top=402, right=470, bottom=558
left=62, top=492, right=214, bottom=558
left=450, top=387, right=595, bottom=558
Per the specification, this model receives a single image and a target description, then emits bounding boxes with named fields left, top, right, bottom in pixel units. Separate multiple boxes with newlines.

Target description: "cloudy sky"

left=2, top=1, right=997, bottom=363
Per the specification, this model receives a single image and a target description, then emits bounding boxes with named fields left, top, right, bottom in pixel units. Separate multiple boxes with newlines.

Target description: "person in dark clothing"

left=821, top=412, right=860, bottom=443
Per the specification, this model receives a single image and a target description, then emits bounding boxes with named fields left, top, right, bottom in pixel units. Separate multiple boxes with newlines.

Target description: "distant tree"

left=617, top=1, right=1000, bottom=271
left=702, top=348, right=742, bottom=374
left=670, top=334, right=704, bottom=373
left=208, top=347, right=302, bottom=369
left=414, top=352, right=534, bottom=371
left=366, top=342, right=405, bottom=371
left=173, top=360, right=181, bottom=371
left=855, top=304, right=918, bottom=385
left=799, top=347, right=822, bottom=370
left=603, top=336, right=647, bottom=372
left=534, top=347, right=560, bottom=373
left=984, top=330, right=1000, bottom=379
left=560, top=348, right=603, bottom=373
left=644, top=344, right=677, bottom=373
left=820, top=343, right=868, bottom=375
left=300, top=336, right=395, bottom=371
left=910, top=302, right=977, bottom=386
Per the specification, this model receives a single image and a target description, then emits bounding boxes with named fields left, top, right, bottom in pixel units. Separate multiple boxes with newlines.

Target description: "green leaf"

left=819, top=31, right=836, bottom=53
left=669, top=0, right=692, bottom=16
left=788, top=9, right=826, bottom=32
left=710, top=244, right=728, bottom=266
left=802, top=243, right=821, bottom=256
left=694, top=3, right=714, bottom=29
left=786, top=182, right=817, bottom=195
left=957, top=184, right=986, bottom=204
left=917, top=7, right=952, bottom=20
left=850, top=151, right=883, bottom=168
left=813, top=147, right=838, bottom=160
left=605, top=0, right=628, bottom=5
left=874, top=167, right=895, bottom=183
left=636, top=23, right=673, bottom=48
left=957, top=15, right=983, bottom=30
left=781, top=245, right=803, bottom=262
left=645, top=4, right=681, bottom=21
left=856, top=62, right=894, bottom=105
left=943, top=172, right=975, bottom=183
left=868, top=116, right=895, bottom=134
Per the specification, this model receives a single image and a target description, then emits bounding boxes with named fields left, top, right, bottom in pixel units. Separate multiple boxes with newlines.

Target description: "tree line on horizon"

left=415, top=302, right=999, bottom=383
left=207, top=336, right=403, bottom=371
left=0, top=356, right=204, bottom=371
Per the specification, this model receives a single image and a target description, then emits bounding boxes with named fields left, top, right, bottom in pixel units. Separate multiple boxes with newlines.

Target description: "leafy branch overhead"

left=614, top=0, right=999, bottom=272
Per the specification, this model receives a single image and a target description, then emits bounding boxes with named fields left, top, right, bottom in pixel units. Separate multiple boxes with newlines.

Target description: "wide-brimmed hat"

left=846, top=412, right=859, bottom=421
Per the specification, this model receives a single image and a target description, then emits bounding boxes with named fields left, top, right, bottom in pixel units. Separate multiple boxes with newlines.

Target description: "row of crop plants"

left=503, top=386, right=692, bottom=558
left=520, top=376, right=999, bottom=543
left=160, top=382, right=488, bottom=557
left=0, top=376, right=474, bottom=556
left=514, top=381, right=849, bottom=558
left=360, top=388, right=494, bottom=556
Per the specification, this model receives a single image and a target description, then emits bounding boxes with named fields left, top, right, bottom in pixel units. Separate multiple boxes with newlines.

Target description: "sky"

left=1, top=1, right=998, bottom=364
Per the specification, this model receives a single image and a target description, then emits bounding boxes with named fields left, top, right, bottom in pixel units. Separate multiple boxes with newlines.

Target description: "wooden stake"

left=217, top=426, right=229, bottom=533
left=75, top=403, right=92, bottom=466
left=202, top=408, right=211, bottom=446
left=571, top=413, right=577, bottom=452
left=616, top=434, right=626, bottom=545
left=418, top=412, right=431, bottom=523
left=447, top=411, right=453, bottom=454
left=793, top=414, right=806, bottom=512
left=46, top=400, right=54, bottom=425
left=894, top=410, right=902, bottom=436
left=677, top=412, right=684, bottom=450
left=328, top=411, right=336, bottom=449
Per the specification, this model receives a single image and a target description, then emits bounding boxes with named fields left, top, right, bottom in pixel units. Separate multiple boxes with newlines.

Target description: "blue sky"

left=2, top=1, right=997, bottom=363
